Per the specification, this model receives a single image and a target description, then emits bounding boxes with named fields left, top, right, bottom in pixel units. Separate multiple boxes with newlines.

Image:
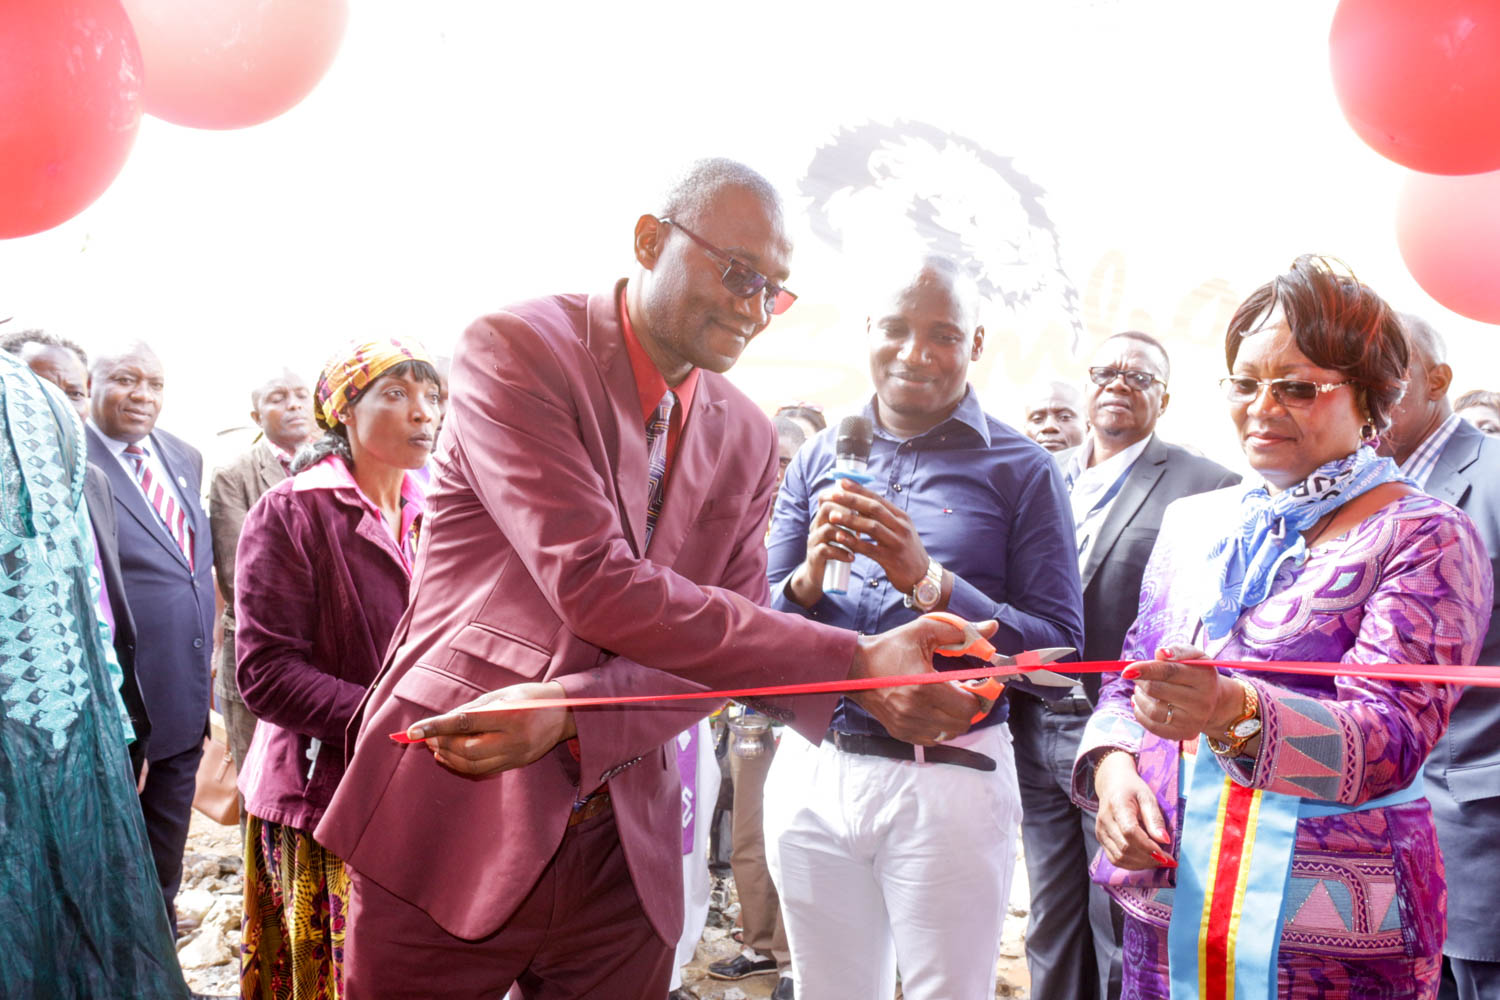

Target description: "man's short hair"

left=865, top=254, right=984, bottom=332
left=1398, top=313, right=1447, bottom=367
left=0, top=329, right=89, bottom=369
left=658, top=158, right=781, bottom=226
left=1104, top=330, right=1171, bottom=381
left=772, top=413, right=808, bottom=451
left=1456, top=389, right=1500, bottom=412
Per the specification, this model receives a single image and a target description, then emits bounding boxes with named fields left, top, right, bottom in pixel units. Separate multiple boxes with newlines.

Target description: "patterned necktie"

left=123, top=443, right=194, bottom=568
left=643, top=390, right=676, bottom=547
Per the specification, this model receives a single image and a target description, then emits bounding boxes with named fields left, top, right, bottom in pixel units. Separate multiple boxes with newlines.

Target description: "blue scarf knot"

left=1201, top=444, right=1409, bottom=640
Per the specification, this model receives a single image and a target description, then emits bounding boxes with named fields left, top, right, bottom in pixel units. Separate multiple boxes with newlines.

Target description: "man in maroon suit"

left=317, top=159, right=983, bottom=999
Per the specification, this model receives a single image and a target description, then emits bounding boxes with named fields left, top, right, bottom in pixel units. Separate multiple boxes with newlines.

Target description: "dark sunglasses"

left=660, top=218, right=797, bottom=316
left=1088, top=366, right=1165, bottom=391
left=1219, top=376, right=1353, bottom=407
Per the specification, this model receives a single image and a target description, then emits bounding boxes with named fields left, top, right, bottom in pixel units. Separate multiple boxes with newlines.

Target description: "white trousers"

left=764, top=724, right=1021, bottom=1000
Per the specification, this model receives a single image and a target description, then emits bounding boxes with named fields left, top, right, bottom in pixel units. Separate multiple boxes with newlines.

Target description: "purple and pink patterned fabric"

left=1073, top=487, right=1493, bottom=999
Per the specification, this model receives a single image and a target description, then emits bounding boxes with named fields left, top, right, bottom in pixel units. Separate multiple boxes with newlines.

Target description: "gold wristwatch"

left=903, top=557, right=945, bottom=612
left=1207, top=678, right=1261, bottom=757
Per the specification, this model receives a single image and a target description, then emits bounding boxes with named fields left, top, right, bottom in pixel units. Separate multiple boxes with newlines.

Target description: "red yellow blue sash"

left=1166, top=737, right=1423, bottom=999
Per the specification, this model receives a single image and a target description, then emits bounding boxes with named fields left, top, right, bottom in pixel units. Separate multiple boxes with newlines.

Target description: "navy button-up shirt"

left=766, top=389, right=1085, bottom=737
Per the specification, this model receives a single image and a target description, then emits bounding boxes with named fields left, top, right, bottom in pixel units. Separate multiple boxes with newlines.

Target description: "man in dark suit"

left=208, top=368, right=314, bottom=775
left=86, top=342, right=215, bottom=934
left=3, top=329, right=151, bottom=779
left=1019, top=331, right=1239, bottom=1000
left=317, top=159, right=983, bottom=1000
left=1382, top=315, right=1500, bottom=1000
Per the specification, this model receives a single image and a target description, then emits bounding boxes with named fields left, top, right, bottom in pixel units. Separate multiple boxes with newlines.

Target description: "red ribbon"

left=390, top=656, right=1500, bottom=738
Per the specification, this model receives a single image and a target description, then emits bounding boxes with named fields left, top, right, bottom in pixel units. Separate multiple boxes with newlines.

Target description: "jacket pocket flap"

left=390, top=663, right=490, bottom=715
left=447, top=622, right=552, bottom=680
left=1446, top=759, right=1500, bottom=804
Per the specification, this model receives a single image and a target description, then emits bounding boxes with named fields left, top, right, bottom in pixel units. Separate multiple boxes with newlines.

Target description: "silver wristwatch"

left=903, top=557, right=944, bottom=612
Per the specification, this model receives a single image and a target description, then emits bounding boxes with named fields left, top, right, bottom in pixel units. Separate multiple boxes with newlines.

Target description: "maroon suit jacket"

left=317, top=283, right=856, bottom=943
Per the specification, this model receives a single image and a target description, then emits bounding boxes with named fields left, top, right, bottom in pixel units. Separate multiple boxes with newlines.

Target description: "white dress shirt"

left=92, top=425, right=193, bottom=516
left=1064, top=433, right=1153, bottom=571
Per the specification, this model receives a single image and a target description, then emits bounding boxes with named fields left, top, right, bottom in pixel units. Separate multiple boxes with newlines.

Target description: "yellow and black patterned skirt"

left=241, top=813, right=350, bottom=1000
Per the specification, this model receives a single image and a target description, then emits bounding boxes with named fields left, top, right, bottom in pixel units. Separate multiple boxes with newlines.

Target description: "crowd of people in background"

left=3, top=156, right=1499, bottom=1000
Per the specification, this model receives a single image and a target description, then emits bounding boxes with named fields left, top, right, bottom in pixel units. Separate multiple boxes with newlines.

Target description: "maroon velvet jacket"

left=234, top=456, right=424, bottom=833
left=316, top=284, right=858, bottom=944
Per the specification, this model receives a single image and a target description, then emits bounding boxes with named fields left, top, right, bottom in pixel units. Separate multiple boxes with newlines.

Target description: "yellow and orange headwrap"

left=313, top=337, right=433, bottom=430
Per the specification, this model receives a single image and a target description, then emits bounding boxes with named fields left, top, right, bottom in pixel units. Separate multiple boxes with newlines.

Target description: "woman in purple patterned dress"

left=1072, top=256, right=1492, bottom=1000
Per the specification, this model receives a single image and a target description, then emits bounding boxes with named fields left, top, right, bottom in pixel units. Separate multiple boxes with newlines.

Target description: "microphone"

left=822, top=415, right=874, bottom=595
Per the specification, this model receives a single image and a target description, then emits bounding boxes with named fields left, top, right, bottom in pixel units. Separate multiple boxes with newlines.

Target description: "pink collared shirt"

left=293, top=454, right=426, bottom=571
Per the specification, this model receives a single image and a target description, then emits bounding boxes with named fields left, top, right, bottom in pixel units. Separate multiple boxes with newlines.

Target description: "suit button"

left=192, top=638, right=204, bottom=649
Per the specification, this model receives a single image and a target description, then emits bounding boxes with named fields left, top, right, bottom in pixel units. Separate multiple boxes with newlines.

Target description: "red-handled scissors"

left=924, top=611, right=1077, bottom=723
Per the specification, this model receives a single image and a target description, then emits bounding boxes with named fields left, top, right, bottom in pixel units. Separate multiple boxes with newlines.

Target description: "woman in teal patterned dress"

left=0, top=352, right=188, bottom=998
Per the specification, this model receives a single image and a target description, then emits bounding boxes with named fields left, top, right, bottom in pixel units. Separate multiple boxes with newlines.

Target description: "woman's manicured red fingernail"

left=1157, top=647, right=1174, bottom=660
left=1151, top=850, right=1178, bottom=869
left=1122, top=667, right=1141, bottom=680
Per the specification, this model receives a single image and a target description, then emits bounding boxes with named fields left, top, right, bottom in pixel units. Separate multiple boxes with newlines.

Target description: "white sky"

left=3, top=0, right=1495, bottom=474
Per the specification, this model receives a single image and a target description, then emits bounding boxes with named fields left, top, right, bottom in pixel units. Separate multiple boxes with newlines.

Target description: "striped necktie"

left=643, top=390, right=676, bottom=547
left=123, top=443, right=194, bottom=568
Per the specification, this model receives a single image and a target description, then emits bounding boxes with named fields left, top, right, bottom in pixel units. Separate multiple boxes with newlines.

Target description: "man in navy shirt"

left=762, top=256, right=1085, bottom=1000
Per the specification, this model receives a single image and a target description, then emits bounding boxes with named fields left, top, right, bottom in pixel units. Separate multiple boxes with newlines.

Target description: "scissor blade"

left=988, top=646, right=1075, bottom=666
left=989, top=667, right=1080, bottom=688
left=984, top=646, right=1079, bottom=688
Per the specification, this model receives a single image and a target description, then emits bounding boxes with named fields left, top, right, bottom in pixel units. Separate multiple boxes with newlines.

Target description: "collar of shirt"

left=91, top=423, right=141, bottom=460
left=292, top=454, right=427, bottom=571
left=1066, top=434, right=1152, bottom=505
left=261, top=438, right=297, bottom=469
left=1399, top=412, right=1462, bottom=489
left=92, top=424, right=190, bottom=509
left=618, top=290, right=699, bottom=425
left=866, top=386, right=992, bottom=448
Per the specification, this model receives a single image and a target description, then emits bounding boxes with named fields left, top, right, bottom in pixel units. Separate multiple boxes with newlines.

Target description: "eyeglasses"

left=1219, top=376, right=1353, bottom=407
left=660, top=218, right=797, bottom=316
left=1088, top=366, right=1165, bottom=391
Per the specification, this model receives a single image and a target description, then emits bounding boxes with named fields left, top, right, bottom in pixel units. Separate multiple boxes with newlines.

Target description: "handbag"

left=193, top=709, right=241, bottom=826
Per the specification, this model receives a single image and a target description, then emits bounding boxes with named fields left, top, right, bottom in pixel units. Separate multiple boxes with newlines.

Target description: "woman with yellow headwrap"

left=232, top=338, right=440, bottom=999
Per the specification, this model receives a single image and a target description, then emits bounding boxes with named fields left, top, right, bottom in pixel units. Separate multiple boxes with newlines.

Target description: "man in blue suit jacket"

left=1384, top=315, right=1500, bottom=1000
left=85, top=342, right=215, bottom=933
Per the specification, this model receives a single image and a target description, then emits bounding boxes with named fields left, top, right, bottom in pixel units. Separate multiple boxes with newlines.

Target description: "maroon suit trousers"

left=343, top=808, right=673, bottom=999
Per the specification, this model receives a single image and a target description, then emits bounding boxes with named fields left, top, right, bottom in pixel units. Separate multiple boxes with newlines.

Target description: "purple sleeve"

left=234, top=491, right=369, bottom=745
left=1226, top=511, right=1490, bottom=803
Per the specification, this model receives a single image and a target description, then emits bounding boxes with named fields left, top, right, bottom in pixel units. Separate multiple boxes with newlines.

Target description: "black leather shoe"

left=706, top=952, right=778, bottom=980
left=772, top=977, right=795, bottom=1000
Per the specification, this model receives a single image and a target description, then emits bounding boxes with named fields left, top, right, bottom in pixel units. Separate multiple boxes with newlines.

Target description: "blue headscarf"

left=1201, top=444, right=1409, bottom=639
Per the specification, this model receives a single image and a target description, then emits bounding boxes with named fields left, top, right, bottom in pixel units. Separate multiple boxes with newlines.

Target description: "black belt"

left=1043, top=694, right=1093, bottom=716
left=826, top=730, right=995, bottom=772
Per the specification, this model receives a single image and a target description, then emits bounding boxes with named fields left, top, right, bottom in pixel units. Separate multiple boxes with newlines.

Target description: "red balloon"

left=121, top=0, right=348, bottom=130
left=1396, top=169, right=1500, bottom=324
left=0, top=0, right=143, bottom=240
left=1331, top=0, right=1500, bottom=175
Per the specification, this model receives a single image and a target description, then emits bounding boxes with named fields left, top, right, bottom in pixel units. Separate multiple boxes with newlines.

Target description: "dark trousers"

left=1009, top=694, right=1122, bottom=1000
left=343, top=808, right=673, bottom=1000
left=138, top=740, right=204, bottom=934
left=1440, top=955, right=1500, bottom=1000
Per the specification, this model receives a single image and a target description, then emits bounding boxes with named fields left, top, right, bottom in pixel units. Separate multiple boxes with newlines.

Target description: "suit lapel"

left=87, top=425, right=187, bottom=568
left=1080, top=437, right=1165, bottom=592
left=586, top=288, right=650, bottom=556
left=253, top=441, right=288, bottom=494
left=645, top=388, right=727, bottom=568
left=1425, top=420, right=1480, bottom=508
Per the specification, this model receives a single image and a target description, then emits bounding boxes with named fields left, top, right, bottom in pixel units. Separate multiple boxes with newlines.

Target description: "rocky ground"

left=179, top=814, right=1032, bottom=998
